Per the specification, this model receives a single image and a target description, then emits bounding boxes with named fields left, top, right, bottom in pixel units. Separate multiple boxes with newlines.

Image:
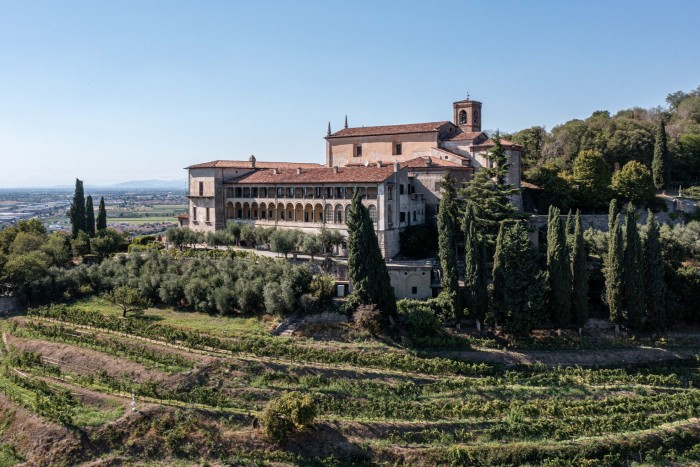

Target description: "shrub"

left=353, top=304, right=382, bottom=335
left=260, top=391, right=316, bottom=442
left=310, top=274, right=336, bottom=304
left=397, top=299, right=441, bottom=337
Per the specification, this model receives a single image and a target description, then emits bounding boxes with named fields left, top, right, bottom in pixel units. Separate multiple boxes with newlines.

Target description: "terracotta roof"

left=521, top=181, right=540, bottom=190
left=177, top=213, right=189, bottom=219
left=441, top=130, right=486, bottom=141
left=453, top=99, right=480, bottom=104
left=227, top=166, right=398, bottom=184
left=472, top=138, right=522, bottom=149
left=327, top=121, right=450, bottom=138
left=186, top=160, right=324, bottom=169
left=400, top=156, right=462, bottom=168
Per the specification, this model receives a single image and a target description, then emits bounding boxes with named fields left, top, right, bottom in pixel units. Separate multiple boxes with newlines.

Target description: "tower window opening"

left=459, top=110, right=467, bottom=125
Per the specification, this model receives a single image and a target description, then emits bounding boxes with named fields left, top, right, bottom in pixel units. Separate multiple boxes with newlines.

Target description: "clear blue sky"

left=1, top=0, right=699, bottom=187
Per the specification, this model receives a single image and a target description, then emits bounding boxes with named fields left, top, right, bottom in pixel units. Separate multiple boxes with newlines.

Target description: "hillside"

left=3, top=298, right=700, bottom=465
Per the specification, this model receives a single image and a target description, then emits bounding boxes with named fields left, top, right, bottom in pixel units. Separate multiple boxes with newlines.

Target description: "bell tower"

left=453, top=98, right=482, bottom=132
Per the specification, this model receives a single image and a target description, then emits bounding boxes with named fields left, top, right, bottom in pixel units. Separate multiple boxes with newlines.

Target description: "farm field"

left=3, top=302, right=700, bottom=465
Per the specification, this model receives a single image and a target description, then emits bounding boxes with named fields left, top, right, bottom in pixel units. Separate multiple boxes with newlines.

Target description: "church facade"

left=183, top=98, right=521, bottom=258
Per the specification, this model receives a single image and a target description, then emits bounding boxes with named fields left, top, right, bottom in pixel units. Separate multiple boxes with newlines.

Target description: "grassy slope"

left=4, top=299, right=700, bottom=465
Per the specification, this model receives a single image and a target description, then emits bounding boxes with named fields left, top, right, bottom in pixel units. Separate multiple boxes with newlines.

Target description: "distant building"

left=183, top=97, right=521, bottom=258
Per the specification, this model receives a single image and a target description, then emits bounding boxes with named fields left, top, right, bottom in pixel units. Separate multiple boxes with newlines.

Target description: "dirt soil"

left=0, top=393, right=84, bottom=466
left=292, top=322, right=700, bottom=367
left=6, top=333, right=170, bottom=384
left=444, top=346, right=700, bottom=366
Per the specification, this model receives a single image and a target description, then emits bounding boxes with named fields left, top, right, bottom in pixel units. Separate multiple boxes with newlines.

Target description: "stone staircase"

left=273, top=314, right=303, bottom=336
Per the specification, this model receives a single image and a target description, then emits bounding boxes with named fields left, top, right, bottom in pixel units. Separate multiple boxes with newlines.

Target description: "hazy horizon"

left=1, top=0, right=699, bottom=188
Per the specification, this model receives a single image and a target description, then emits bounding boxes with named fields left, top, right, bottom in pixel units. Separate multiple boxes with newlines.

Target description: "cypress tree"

left=546, top=205, right=572, bottom=327
left=69, top=178, right=86, bottom=238
left=96, top=196, right=107, bottom=231
left=85, top=195, right=96, bottom=238
left=652, top=118, right=669, bottom=190
left=492, top=221, right=546, bottom=334
left=571, top=210, right=589, bottom=327
left=606, top=214, right=624, bottom=324
left=437, top=174, right=460, bottom=319
left=565, top=209, right=575, bottom=251
left=644, top=210, right=667, bottom=331
left=492, top=222, right=507, bottom=326
left=623, top=206, right=645, bottom=331
left=347, top=190, right=396, bottom=317
left=463, top=202, right=488, bottom=322
left=608, top=199, right=619, bottom=234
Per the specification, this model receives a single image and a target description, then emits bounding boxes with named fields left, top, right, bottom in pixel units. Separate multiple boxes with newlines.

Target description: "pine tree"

left=69, top=178, right=86, bottom=238
left=96, top=196, right=107, bottom=231
left=347, top=190, right=396, bottom=317
left=652, top=118, right=669, bottom=190
left=644, top=210, right=667, bottom=331
left=492, top=221, right=546, bottom=334
left=623, top=206, right=645, bottom=331
left=571, top=210, right=589, bottom=327
left=546, top=205, right=572, bottom=328
left=489, top=131, right=509, bottom=186
left=437, top=173, right=460, bottom=319
left=606, top=214, right=624, bottom=324
left=85, top=195, right=96, bottom=238
left=463, top=202, right=488, bottom=322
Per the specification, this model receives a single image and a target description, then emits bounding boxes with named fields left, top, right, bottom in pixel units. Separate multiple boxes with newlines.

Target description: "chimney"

left=272, top=168, right=278, bottom=175
left=333, top=166, right=338, bottom=173
left=394, top=162, right=399, bottom=172
left=296, top=168, right=302, bottom=175
left=249, top=154, right=256, bottom=168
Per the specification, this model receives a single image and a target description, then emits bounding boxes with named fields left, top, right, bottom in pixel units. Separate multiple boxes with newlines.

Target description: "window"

left=411, top=286, right=417, bottom=295
left=226, top=187, right=233, bottom=198
left=388, top=205, right=393, bottom=226
left=205, top=207, right=210, bottom=222
left=394, top=142, right=402, bottom=156
left=388, top=186, right=393, bottom=200
left=325, top=187, right=333, bottom=198
left=459, top=110, right=467, bottom=125
left=399, top=184, right=404, bottom=195
left=252, top=187, right=258, bottom=197
left=367, top=205, right=377, bottom=223
left=413, top=210, right=417, bottom=221
left=286, top=187, right=294, bottom=198
left=400, top=212, right=406, bottom=223
left=355, top=144, right=362, bottom=157
left=192, top=207, right=197, bottom=221
left=277, top=187, right=285, bottom=198
left=324, top=204, right=333, bottom=223
left=198, top=181, right=204, bottom=196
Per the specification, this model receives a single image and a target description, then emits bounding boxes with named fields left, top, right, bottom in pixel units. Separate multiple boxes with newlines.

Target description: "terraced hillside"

left=2, top=299, right=700, bottom=465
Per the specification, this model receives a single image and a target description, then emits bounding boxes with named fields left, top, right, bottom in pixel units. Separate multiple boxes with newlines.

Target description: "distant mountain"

left=110, top=179, right=185, bottom=189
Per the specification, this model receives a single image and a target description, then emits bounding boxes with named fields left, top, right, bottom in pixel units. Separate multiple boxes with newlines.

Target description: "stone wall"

left=0, top=296, right=19, bottom=313
left=528, top=212, right=684, bottom=232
